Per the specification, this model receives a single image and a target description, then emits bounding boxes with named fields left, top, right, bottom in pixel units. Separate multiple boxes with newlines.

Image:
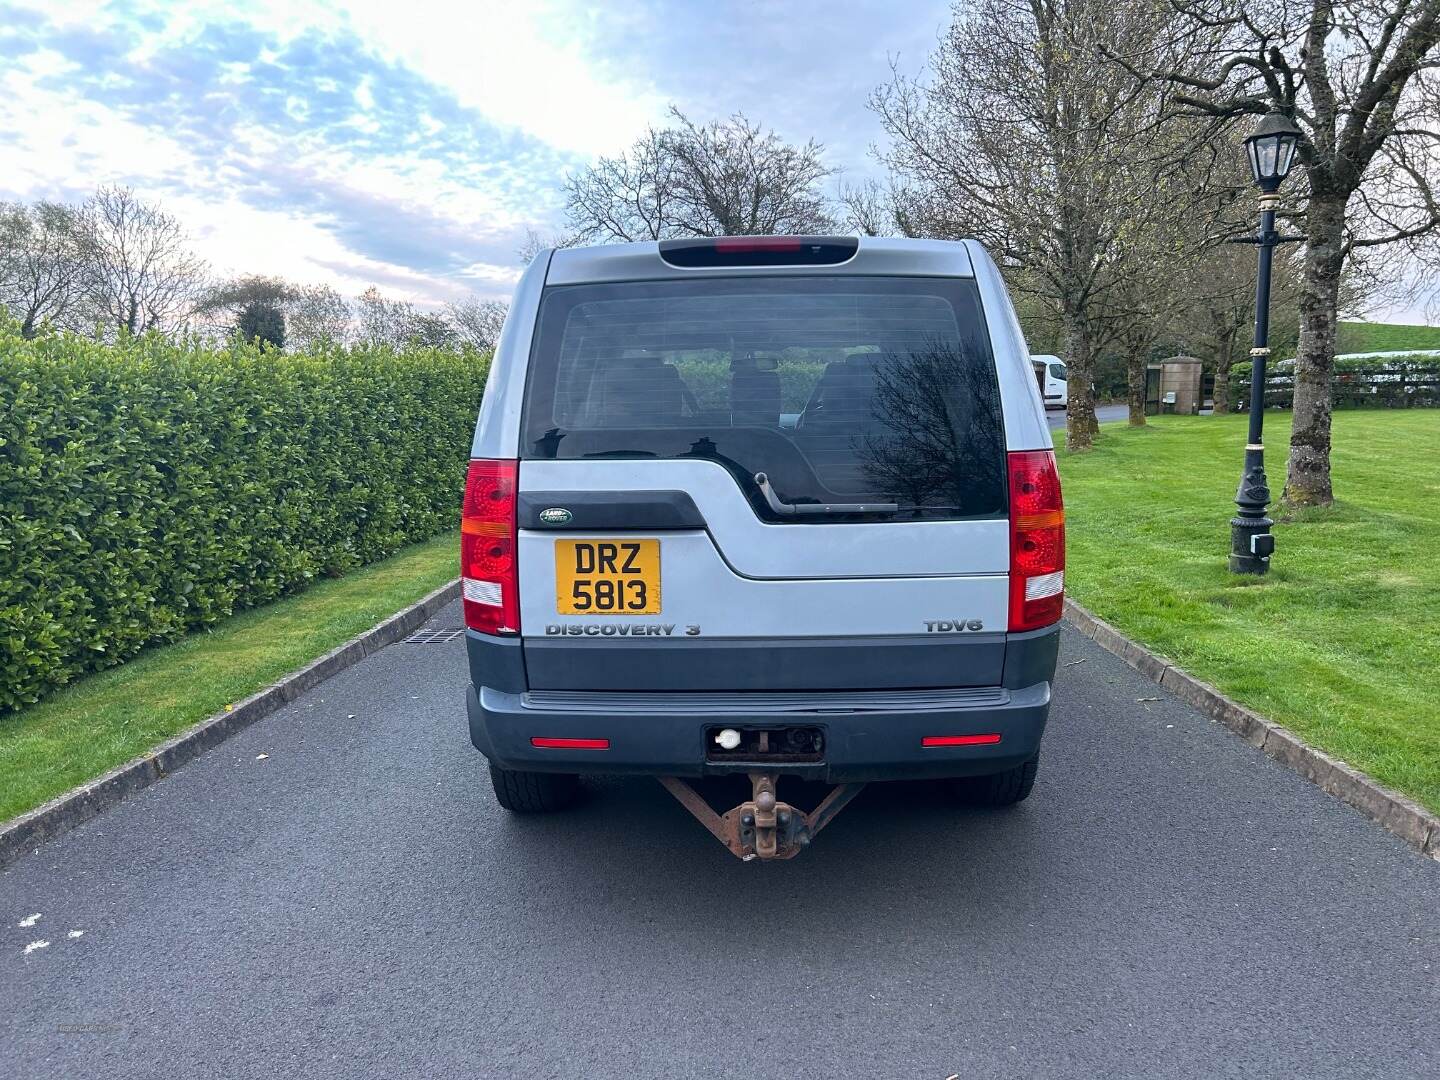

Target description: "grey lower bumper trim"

left=468, top=680, right=1050, bottom=782
left=522, top=685, right=1010, bottom=714
left=522, top=632, right=1009, bottom=692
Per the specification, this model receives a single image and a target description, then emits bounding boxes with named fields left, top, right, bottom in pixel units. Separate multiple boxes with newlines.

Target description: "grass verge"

left=0, top=532, right=458, bottom=823
left=1059, top=411, right=1440, bottom=815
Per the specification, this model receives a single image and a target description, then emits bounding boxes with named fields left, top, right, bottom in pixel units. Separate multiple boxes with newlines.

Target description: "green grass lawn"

left=1338, top=320, right=1440, bottom=353
left=0, top=532, right=458, bottom=823
left=1060, top=411, right=1440, bottom=814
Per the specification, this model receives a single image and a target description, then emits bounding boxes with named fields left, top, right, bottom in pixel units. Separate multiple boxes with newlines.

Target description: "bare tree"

left=357, top=286, right=406, bottom=348
left=1103, top=132, right=1250, bottom=426
left=448, top=297, right=508, bottom=351
left=860, top=340, right=1008, bottom=511
left=0, top=201, right=91, bottom=337
left=1102, top=275, right=1176, bottom=426
left=287, top=284, right=352, bottom=349
left=80, top=186, right=207, bottom=336
left=1105, top=0, right=1440, bottom=505
left=357, top=286, right=395, bottom=347
left=1194, top=245, right=1266, bottom=414
left=564, top=107, right=835, bottom=242
left=1174, top=238, right=1311, bottom=413
left=516, top=226, right=573, bottom=265
left=871, top=0, right=1204, bottom=450
left=836, top=177, right=923, bottom=238
left=1099, top=124, right=1300, bottom=422
left=356, top=286, right=456, bottom=350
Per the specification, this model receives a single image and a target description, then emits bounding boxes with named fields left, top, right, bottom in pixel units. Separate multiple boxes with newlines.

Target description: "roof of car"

left=545, top=236, right=977, bottom=286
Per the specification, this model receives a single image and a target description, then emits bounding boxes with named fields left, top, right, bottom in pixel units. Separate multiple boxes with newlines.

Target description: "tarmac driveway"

left=4, top=601, right=1437, bottom=1079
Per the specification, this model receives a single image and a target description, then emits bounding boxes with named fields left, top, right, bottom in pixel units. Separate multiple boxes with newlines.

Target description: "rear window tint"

left=520, top=276, right=1005, bottom=521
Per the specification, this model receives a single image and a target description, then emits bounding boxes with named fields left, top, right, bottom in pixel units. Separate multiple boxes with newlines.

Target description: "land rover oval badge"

left=539, top=507, right=572, bottom=526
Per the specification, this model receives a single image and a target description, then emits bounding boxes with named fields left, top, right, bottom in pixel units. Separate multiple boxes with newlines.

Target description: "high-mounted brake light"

left=659, top=235, right=858, bottom=268
left=713, top=237, right=803, bottom=253
left=461, top=458, right=520, bottom=635
left=1007, top=450, right=1065, bottom=632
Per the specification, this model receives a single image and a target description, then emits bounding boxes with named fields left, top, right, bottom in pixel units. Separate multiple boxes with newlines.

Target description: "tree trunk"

left=1284, top=196, right=1345, bottom=508
left=1126, top=346, right=1146, bottom=427
left=1212, top=326, right=1235, bottom=415
left=1062, top=312, right=1099, bottom=450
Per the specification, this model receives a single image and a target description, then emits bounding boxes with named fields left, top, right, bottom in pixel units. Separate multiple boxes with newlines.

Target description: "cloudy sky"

left=0, top=0, right=952, bottom=306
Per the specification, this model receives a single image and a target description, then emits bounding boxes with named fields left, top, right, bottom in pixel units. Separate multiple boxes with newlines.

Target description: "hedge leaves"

left=0, top=320, right=487, bottom=710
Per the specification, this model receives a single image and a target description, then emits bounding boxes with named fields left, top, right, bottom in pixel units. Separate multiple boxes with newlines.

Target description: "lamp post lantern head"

left=1245, top=111, right=1302, bottom=193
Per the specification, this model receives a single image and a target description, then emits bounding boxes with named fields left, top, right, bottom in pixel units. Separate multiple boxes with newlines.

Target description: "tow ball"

left=658, top=772, right=866, bottom=861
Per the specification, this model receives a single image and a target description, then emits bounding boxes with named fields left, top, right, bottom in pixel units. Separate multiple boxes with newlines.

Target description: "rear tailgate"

left=516, top=273, right=1010, bottom=691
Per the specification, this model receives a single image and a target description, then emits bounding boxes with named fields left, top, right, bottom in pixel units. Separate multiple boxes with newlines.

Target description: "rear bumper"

left=466, top=680, right=1051, bottom=783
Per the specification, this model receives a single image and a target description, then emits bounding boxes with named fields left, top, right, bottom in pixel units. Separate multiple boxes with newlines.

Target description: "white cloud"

left=354, top=73, right=375, bottom=111
left=0, top=0, right=669, bottom=306
left=0, top=57, right=520, bottom=303
left=167, top=192, right=516, bottom=304
left=0, top=65, right=192, bottom=197
left=303, top=0, right=666, bottom=156
left=26, top=0, right=667, bottom=158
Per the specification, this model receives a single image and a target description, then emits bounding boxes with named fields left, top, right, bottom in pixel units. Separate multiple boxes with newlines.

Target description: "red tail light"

left=461, top=459, right=519, bottom=635
left=1008, top=450, right=1065, bottom=632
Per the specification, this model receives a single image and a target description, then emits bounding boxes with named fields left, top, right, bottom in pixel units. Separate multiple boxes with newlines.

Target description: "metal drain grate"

left=400, top=627, right=465, bottom=644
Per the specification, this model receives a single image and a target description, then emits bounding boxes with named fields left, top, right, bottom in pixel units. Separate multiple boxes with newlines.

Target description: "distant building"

left=1145, top=356, right=1203, bottom=415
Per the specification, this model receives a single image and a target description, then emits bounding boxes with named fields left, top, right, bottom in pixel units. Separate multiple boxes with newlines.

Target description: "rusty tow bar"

left=658, top=773, right=866, bottom=860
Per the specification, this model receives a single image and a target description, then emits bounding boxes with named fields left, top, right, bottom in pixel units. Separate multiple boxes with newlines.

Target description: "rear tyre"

left=946, top=755, right=1039, bottom=807
left=488, top=765, right=581, bottom=813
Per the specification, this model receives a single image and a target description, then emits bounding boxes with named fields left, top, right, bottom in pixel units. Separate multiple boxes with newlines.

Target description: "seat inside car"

left=729, top=354, right=782, bottom=426
left=592, top=352, right=688, bottom=427
left=793, top=353, right=885, bottom=492
left=799, top=353, right=882, bottom=428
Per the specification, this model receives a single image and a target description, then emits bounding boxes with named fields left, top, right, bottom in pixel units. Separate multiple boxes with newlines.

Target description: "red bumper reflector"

left=921, top=734, right=1002, bottom=748
left=530, top=737, right=610, bottom=750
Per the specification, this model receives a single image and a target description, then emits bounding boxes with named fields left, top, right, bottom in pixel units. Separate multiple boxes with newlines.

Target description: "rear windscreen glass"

left=520, top=276, right=1006, bottom=521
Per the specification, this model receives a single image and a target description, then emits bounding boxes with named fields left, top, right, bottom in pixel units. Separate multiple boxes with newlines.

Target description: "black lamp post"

left=1230, top=111, right=1302, bottom=575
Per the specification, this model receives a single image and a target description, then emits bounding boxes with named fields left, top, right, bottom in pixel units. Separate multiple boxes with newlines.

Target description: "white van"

left=461, top=236, right=1064, bottom=858
left=1032, top=354, right=1067, bottom=409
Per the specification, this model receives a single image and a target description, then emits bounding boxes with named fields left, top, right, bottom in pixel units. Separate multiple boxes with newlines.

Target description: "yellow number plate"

left=555, top=539, right=660, bottom=615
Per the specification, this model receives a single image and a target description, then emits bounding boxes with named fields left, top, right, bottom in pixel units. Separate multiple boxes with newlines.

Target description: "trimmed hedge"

left=1231, top=353, right=1440, bottom=380
left=1230, top=354, right=1440, bottom=410
left=0, top=320, right=487, bottom=710
left=671, top=355, right=826, bottom=413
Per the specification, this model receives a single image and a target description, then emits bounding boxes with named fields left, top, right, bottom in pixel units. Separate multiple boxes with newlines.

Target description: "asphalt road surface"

left=4, top=600, right=1437, bottom=1079
left=1047, top=403, right=1130, bottom=429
